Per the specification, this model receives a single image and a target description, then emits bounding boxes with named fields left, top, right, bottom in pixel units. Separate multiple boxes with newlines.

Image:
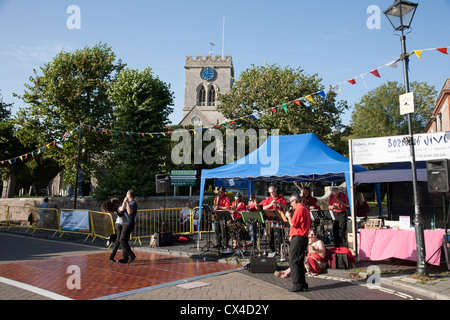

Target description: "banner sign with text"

left=170, top=170, right=197, bottom=187
left=351, top=131, right=450, bottom=165
left=60, top=210, right=90, bottom=232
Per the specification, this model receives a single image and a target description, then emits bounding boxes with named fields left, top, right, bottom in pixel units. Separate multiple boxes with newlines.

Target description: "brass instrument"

left=280, top=242, right=289, bottom=262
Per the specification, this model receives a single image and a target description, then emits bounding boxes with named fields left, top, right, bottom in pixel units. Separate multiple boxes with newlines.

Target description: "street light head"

left=384, top=0, right=418, bottom=31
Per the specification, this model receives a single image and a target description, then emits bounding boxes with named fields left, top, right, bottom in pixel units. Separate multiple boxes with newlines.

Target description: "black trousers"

left=333, top=211, right=348, bottom=248
left=110, top=223, right=123, bottom=259
left=111, top=223, right=135, bottom=260
left=214, top=219, right=228, bottom=247
left=289, top=235, right=308, bottom=289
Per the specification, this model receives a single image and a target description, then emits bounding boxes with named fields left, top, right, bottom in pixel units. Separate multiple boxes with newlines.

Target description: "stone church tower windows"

left=180, top=55, right=233, bottom=127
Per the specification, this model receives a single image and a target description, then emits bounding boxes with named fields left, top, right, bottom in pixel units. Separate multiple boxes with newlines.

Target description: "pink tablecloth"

left=359, top=228, right=445, bottom=266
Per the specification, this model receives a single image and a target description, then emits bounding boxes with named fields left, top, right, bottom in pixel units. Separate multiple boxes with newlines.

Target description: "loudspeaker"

left=249, top=256, right=277, bottom=273
left=155, top=174, right=171, bottom=193
left=427, top=159, right=450, bottom=193
left=154, top=232, right=173, bottom=247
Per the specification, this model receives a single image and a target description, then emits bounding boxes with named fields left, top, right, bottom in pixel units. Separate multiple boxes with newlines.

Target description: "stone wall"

left=0, top=196, right=207, bottom=222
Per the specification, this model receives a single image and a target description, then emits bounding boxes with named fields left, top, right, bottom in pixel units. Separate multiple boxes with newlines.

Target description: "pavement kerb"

left=327, top=268, right=450, bottom=301
left=136, top=245, right=450, bottom=300
left=378, top=275, right=450, bottom=300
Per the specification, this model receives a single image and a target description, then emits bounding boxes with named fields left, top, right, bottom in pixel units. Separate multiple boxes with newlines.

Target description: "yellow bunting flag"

left=414, top=50, right=423, bottom=59
left=305, top=95, right=314, bottom=103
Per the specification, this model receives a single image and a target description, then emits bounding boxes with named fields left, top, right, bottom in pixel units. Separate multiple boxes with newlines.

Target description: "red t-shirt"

left=301, top=195, right=317, bottom=209
left=258, top=198, right=272, bottom=208
left=261, top=195, right=287, bottom=211
left=356, top=201, right=370, bottom=217
left=215, top=194, right=230, bottom=210
left=247, top=201, right=258, bottom=212
left=231, top=200, right=246, bottom=220
left=328, top=192, right=349, bottom=213
left=289, top=203, right=311, bottom=237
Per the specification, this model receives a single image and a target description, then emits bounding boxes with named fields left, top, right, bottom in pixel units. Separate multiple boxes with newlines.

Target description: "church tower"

left=179, top=55, right=234, bottom=127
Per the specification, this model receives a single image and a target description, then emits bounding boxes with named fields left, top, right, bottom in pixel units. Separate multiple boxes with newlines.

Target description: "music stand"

left=215, top=210, right=233, bottom=222
left=263, top=210, right=280, bottom=222
left=200, top=206, right=220, bottom=256
left=227, top=222, right=247, bottom=261
left=242, top=211, right=264, bottom=257
left=263, top=210, right=286, bottom=256
left=323, top=209, right=336, bottom=220
left=215, top=210, right=233, bottom=252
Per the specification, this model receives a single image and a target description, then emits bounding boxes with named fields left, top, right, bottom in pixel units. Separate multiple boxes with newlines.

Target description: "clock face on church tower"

left=200, top=67, right=215, bottom=81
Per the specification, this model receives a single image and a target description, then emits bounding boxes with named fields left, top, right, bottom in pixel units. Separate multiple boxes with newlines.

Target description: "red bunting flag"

left=370, top=69, right=381, bottom=78
left=53, top=141, right=56, bottom=146
left=294, top=100, right=301, bottom=106
left=270, top=108, right=277, bottom=113
left=141, top=133, right=145, bottom=137
left=437, top=47, right=448, bottom=54
left=348, top=78, right=357, bottom=85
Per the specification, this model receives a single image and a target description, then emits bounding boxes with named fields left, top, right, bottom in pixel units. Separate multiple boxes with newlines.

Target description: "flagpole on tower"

left=222, top=16, right=225, bottom=59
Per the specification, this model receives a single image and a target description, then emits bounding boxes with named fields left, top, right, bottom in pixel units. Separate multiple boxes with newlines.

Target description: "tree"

left=94, top=67, right=174, bottom=200
left=217, top=63, right=350, bottom=154
left=1, top=90, right=63, bottom=198
left=0, top=92, right=18, bottom=197
left=14, top=43, right=125, bottom=185
left=350, top=80, right=437, bottom=138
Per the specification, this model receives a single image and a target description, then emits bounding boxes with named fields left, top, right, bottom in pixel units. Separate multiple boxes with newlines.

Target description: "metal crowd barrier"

left=26, top=206, right=61, bottom=237
left=0, top=204, right=209, bottom=246
left=131, top=207, right=193, bottom=245
left=90, top=210, right=115, bottom=242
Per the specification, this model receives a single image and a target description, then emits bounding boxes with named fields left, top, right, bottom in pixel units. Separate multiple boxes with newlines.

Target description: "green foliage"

left=0, top=93, right=17, bottom=181
left=95, top=67, right=174, bottom=200
left=217, top=63, right=350, bottom=154
left=350, top=80, right=437, bottom=138
left=0, top=92, right=61, bottom=195
left=14, top=43, right=125, bottom=183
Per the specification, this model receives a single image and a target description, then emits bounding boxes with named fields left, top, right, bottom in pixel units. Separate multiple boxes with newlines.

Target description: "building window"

left=207, top=85, right=216, bottom=106
left=197, top=85, right=206, bottom=106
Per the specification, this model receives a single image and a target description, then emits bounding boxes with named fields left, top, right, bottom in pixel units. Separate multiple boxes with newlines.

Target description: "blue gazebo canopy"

left=196, top=133, right=366, bottom=248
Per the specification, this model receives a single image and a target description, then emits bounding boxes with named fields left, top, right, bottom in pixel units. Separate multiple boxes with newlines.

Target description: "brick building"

left=424, top=78, right=450, bottom=133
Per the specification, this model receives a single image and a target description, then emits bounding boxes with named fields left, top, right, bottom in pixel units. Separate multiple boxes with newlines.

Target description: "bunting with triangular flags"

left=3, top=45, right=450, bottom=166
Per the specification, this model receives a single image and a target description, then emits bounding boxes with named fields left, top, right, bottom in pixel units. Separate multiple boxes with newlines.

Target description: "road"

left=0, top=233, right=431, bottom=306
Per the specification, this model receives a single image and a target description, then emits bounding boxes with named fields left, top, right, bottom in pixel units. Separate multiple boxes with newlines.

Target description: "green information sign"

left=170, top=170, right=197, bottom=187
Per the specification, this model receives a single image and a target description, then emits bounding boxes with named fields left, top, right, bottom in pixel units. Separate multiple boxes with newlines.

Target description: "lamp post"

left=384, top=0, right=428, bottom=275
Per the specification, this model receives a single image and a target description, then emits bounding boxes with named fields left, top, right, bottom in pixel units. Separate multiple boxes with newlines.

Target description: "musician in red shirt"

left=213, top=187, right=231, bottom=249
left=262, top=186, right=288, bottom=212
left=214, top=187, right=230, bottom=211
left=230, top=193, right=247, bottom=250
left=355, top=192, right=370, bottom=218
left=300, top=186, right=318, bottom=209
left=328, top=187, right=349, bottom=248
left=260, top=186, right=288, bottom=252
left=286, top=194, right=311, bottom=292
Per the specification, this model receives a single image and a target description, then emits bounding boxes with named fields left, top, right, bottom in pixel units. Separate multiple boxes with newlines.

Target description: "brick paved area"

left=0, top=231, right=448, bottom=301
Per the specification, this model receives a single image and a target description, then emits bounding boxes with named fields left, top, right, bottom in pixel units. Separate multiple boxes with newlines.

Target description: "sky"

left=1, top=0, right=450, bottom=127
